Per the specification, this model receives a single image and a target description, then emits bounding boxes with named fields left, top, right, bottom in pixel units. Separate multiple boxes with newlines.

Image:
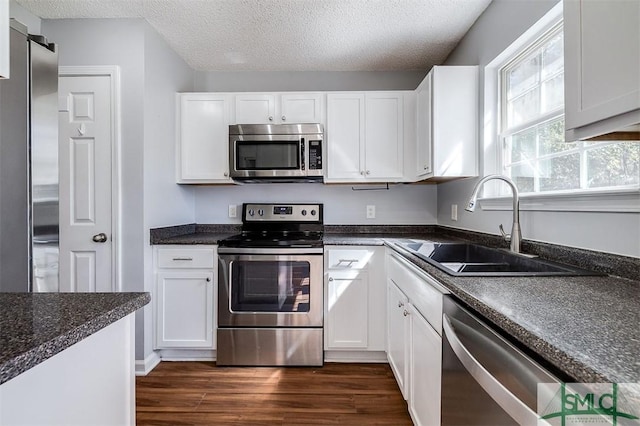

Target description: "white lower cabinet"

left=387, top=250, right=446, bottom=426
left=408, top=303, right=442, bottom=426
left=387, top=280, right=409, bottom=399
left=326, top=269, right=369, bottom=348
left=324, top=246, right=386, bottom=360
left=154, top=246, right=217, bottom=349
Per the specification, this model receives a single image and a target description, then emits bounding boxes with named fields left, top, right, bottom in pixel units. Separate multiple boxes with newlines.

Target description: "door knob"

left=92, top=233, right=108, bottom=243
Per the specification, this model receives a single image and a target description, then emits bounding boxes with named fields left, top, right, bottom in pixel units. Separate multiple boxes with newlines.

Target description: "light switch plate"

left=451, top=204, right=458, bottom=221
left=228, top=204, right=237, bottom=218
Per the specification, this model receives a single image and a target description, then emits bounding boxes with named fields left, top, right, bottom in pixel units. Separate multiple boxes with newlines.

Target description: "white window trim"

left=481, top=1, right=640, bottom=213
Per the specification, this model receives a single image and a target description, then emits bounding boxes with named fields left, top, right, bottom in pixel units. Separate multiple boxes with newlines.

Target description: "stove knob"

left=301, top=209, right=307, bottom=216
left=311, top=209, right=317, bottom=216
left=248, top=209, right=255, bottom=217
left=258, top=209, right=264, bottom=216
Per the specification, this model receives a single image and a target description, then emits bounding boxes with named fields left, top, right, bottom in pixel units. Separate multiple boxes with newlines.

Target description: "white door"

left=58, top=75, right=113, bottom=292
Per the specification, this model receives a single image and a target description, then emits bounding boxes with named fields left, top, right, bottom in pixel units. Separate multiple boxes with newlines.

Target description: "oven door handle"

left=218, top=246, right=324, bottom=255
left=442, top=313, right=548, bottom=426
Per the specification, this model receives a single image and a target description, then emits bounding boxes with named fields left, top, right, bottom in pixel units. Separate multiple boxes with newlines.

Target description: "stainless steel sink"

left=394, top=240, right=601, bottom=277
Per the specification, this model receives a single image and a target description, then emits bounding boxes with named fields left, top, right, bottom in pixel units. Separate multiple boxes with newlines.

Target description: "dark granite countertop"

left=0, top=292, right=150, bottom=385
left=327, top=231, right=640, bottom=385
left=150, top=223, right=640, bottom=384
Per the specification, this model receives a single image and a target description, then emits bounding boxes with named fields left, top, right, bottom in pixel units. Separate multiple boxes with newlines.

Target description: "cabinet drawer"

left=326, top=248, right=374, bottom=270
left=157, top=247, right=215, bottom=269
left=388, top=253, right=444, bottom=333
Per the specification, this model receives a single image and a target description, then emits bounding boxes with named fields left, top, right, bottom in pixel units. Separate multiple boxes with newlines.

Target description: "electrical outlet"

left=451, top=204, right=458, bottom=221
left=228, top=204, right=237, bottom=218
left=366, top=205, right=376, bottom=219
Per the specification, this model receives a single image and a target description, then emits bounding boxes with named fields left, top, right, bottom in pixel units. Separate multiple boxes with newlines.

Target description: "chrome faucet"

left=465, top=174, right=522, bottom=253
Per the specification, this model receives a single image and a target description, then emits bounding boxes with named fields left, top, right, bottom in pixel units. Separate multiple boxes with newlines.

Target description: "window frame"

left=481, top=2, right=640, bottom=213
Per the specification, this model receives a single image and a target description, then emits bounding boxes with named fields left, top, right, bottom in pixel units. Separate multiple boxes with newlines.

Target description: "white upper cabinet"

left=414, top=66, right=478, bottom=179
left=234, top=94, right=275, bottom=124
left=1, top=0, right=8, bottom=79
left=176, top=93, right=232, bottom=184
left=234, top=92, right=324, bottom=124
left=326, top=93, right=365, bottom=180
left=326, top=91, right=406, bottom=182
left=365, top=92, right=405, bottom=180
left=563, top=0, right=640, bottom=141
left=280, top=93, right=324, bottom=123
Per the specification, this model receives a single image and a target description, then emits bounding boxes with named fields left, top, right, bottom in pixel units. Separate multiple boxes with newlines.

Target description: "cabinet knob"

left=281, top=115, right=286, bottom=121
left=403, top=310, right=409, bottom=317
left=206, top=277, right=211, bottom=282
left=366, top=170, right=370, bottom=175
left=223, top=172, right=229, bottom=177
left=398, top=301, right=404, bottom=308
left=268, top=116, right=274, bottom=121
left=328, top=277, right=334, bottom=281
left=360, top=171, right=365, bottom=176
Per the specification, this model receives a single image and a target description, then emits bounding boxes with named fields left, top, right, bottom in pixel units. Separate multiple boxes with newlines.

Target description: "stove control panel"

left=243, top=203, right=322, bottom=222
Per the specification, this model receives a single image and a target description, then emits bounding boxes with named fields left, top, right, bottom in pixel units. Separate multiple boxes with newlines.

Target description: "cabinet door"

left=409, top=303, right=442, bottom=426
left=280, top=93, right=323, bottom=124
left=326, top=93, right=365, bottom=181
left=325, top=270, right=369, bottom=349
left=431, top=66, right=478, bottom=177
left=387, top=280, right=409, bottom=400
left=364, top=92, right=404, bottom=180
left=156, top=270, right=215, bottom=348
left=177, top=93, right=231, bottom=183
left=235, top=94, right=276, bottom=124
left=564, top=0, right=640, bottom=139
left=415, top=74, right=433, bottom=178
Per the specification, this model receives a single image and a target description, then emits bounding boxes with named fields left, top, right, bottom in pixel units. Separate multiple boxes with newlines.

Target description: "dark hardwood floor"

left=136, top=361, right=413, bottom=425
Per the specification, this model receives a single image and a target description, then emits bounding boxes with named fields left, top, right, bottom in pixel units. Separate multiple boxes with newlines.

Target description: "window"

left=496, top=22, right=640, bottom=196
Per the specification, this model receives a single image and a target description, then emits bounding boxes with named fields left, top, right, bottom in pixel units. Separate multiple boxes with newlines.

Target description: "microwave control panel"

left=308, top=140, right=323, bottom=170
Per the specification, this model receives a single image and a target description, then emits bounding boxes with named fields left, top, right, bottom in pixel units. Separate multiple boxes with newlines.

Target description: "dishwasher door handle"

left=442, top=313, right=544, bottom=426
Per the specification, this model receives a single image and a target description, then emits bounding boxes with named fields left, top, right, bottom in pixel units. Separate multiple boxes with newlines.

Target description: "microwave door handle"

left=300, top=138, right=305, bottom=171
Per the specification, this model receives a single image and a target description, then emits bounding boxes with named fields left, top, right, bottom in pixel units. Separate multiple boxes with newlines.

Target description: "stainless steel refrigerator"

left=0, top=20, right=59, bottom=292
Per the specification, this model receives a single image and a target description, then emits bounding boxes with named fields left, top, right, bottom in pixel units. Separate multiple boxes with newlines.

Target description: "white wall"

left=142, top=22, right=195, bottom=360
left=439, top=0, right=640, bottom=258
left=9, top=0, right=40, bottom=33
left=41, top=19, right=197, bottom=359
left=195, top=70, right=426, bottom=92
left=195, top=183, right=437, bottom=225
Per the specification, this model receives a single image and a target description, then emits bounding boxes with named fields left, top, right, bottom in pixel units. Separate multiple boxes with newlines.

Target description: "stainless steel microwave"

left=228, top=124, right=324, bottom=182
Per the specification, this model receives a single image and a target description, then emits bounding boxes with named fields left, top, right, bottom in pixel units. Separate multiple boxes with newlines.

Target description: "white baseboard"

left=157, top=349, right=216, bottom=361
left=135, top=351, right=161, bottom=376
left=324, top=350, right=388, bottom=363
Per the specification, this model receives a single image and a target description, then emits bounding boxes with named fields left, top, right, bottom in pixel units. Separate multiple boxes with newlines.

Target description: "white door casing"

left=58, top=67, right=120, bottom=292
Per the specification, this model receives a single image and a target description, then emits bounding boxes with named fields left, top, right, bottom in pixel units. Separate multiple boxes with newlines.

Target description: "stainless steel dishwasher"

left=441, top=296, right=562, bottom=425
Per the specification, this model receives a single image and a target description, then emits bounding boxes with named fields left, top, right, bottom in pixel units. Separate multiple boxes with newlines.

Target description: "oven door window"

left=235, top=141, right=300, bottom=170
left=230, top=260, right=311, bottom=312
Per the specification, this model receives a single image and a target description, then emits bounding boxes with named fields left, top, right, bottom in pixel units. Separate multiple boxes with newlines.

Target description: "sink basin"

left=394, top=240, right=600, bottom=277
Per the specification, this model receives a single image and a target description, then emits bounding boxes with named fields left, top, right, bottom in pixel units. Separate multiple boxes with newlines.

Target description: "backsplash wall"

left=194, top=183, right=437, bottom=225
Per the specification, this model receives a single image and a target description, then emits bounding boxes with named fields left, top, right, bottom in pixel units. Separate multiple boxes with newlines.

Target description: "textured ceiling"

left=16, top=0, right=491, bottom=71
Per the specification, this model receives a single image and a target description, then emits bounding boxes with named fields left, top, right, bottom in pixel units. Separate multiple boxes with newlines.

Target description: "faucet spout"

left=465, top=175, right=522, bottom=253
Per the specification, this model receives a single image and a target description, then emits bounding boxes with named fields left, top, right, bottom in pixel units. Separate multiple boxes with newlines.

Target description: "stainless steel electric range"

left=216, top=203, right=324, bottom=366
